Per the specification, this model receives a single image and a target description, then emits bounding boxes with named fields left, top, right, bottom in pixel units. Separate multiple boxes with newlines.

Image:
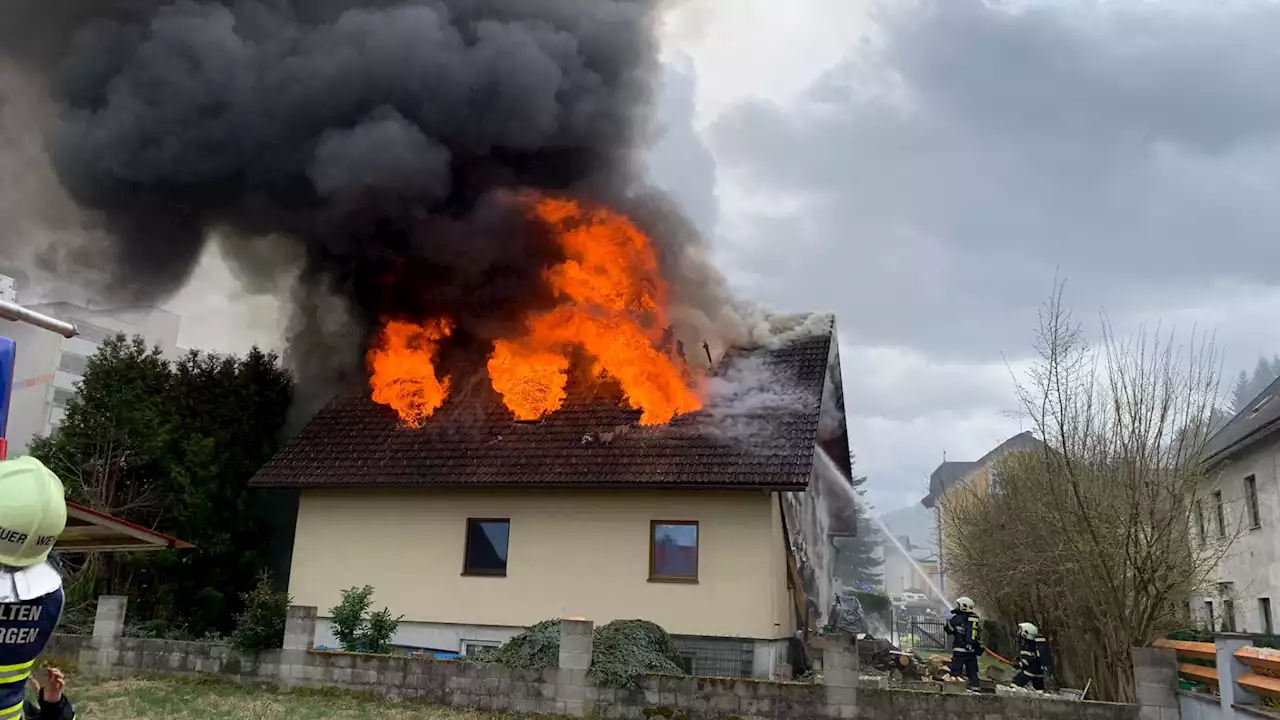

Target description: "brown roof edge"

left=63, top=502, right=196, bottom=550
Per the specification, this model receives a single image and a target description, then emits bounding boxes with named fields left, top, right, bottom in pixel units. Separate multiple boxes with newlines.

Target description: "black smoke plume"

left=1, top=0, right=715, bottom=413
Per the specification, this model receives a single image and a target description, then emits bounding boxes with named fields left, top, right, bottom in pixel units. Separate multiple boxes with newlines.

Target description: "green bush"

left=230, top=571, right=292, bottom=654
left=474, top=618, right=685, bottom=688
left=588, top=619, right=684, bottom=688
left=328, top=585, right=402, bottom=654
left=473, top=619, right=562, bottom=669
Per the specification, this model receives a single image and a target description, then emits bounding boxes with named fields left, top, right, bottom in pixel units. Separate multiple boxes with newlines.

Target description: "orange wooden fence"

left=1152, top=639, right=1280, bottom=699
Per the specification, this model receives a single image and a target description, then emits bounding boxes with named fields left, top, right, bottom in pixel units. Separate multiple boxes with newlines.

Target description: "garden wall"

left=47, top=596, right=1141, bottom=720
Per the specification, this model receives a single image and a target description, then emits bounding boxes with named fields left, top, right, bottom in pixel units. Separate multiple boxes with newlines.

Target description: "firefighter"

left=1011, top=622, right=1052, bottom=692
left=0, top=457, right=74, bottom=720
left=945, top=596, right=983, bottom=691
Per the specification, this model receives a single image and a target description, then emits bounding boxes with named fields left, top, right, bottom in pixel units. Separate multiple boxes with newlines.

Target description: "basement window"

left=463, top=518, right=510, bottom=577
left=650, top=521, right=698, bottom=583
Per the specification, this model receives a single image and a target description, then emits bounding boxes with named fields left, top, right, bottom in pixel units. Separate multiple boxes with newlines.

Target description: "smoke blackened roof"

left=250, top=323, right=837, bottom=490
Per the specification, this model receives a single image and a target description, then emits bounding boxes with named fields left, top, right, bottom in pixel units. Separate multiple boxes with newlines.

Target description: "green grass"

left=68, top=677, right=535, bottom=719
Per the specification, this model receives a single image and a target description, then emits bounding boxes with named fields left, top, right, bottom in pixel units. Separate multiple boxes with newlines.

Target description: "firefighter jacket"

left=946, top=610, right=982, bottom=655
left=0, top=588, right=64, bottom=720
left=1018, top=635, right=1052, bottom=678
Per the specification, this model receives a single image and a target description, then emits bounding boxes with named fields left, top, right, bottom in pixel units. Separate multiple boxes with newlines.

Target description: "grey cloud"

left=712, top=0, right=1280, bottom=359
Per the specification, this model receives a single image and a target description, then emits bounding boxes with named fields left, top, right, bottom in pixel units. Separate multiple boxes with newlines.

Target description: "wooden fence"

left=1152, top=638, right=1280, bottom=699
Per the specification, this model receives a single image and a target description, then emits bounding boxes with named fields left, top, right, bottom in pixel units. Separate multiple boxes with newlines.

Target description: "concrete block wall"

left=45, top=596, right=1142, bottom=720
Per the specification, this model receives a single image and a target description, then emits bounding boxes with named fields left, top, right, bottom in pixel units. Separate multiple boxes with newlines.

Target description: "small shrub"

left=589, top=619, right=684, bottom=688
left=474, top=619, right=562, bottom=669
left=328, top=585, right=402, bottom=654
left=230, top=571, right=292, bottom=654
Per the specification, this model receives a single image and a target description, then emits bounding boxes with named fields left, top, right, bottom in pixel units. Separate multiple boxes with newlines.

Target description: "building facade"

left=1193, top=378, right=1280, bottom=635
left=0, top=284, right=183, bottom=454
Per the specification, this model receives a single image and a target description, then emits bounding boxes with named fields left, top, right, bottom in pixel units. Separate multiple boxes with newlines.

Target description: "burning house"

left=250, top=305, right=857, bottom=680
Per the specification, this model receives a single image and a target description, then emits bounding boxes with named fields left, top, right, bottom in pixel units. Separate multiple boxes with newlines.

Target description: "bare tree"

left=942, top=282, right=1234, bottom=701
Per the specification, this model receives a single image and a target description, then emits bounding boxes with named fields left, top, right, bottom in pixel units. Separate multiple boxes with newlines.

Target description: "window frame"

left=1214, top=490, right=1226, bottom=538
left=1195, top=500, right=1207, bottom=547
left=1205, top=600, right=1215, bottom=632
left=1261, top=598, right=1274, bottom=637
left=1246, top=475, right=1261, bottom=529
left=649, top=520, right=699, bottom=584
left=461, top=517, right=511, bottom=578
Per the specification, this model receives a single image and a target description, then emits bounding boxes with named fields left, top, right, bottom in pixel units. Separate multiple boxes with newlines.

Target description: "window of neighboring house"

left=1224, top=598, right=1237, bottom=633
left=1195, top=501, right=1207, bottom=547
left=462, top=518, right=510, bottom=576
left=650, top=521, right=698, bottom=582
left=51, top=388, right=75, bottom=407
left=1261, top=598, right=1274, bottom=637
left=1205, top=600, right=1215, bottom=632
left=1214, top=491, right=1226, bottom=538
left=57, top=352, right=88, bottom=376
left=461, top=640, right=501, bottom=657
left=1246, top=475, right=1261, bottom=529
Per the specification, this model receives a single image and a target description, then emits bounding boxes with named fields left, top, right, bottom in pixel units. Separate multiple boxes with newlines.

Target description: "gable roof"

left=1205, top=375, right=1280, bottom=464
left=920, top=431, right=1041, bottom=508
left=250, top=318, right=837, bottom=490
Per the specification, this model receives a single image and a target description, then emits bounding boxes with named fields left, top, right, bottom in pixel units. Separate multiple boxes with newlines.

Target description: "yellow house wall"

left=289, top=487, right=795, bottom=640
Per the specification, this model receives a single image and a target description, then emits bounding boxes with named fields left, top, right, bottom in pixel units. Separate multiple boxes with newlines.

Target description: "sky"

left=40, top=0, right=1280, bottom=515
left=643, top=0, right=1280, bottom=513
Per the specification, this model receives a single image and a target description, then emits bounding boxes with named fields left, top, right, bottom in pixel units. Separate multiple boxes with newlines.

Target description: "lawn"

left=66, top=678, right=520, bottom=719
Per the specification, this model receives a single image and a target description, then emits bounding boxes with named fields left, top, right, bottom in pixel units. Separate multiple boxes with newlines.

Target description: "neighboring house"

left=920, top=431, right=1043, bottom=597
left=250, top=316, right=855, bottom=680
left=880, top=535, right=937, bottom=599
left=0, top=280, right=184, bottom=454
left=1192, top=378, right=1280, bottom=635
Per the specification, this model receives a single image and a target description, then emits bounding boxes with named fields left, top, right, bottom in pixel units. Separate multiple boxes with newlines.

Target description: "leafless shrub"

left=942, top=281, right=1233, bottom=701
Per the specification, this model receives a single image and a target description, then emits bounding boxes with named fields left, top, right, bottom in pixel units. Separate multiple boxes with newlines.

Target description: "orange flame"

left=368, top=318, right=453, bottom=427
left=487, top=195, right=702, bottom=425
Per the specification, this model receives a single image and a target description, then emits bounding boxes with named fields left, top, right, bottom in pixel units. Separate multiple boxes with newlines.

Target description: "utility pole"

left=0, top=298, right=79, bottom=459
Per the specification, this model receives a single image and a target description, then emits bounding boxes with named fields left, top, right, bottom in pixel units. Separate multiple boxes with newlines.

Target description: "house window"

left=462, top=640, right=501, bottom=656
left=1195, top=501, right=1207, bottom=546
left=57, top=352, right=88, bottom=376
left=1261, top=598, right=1274, bottom=636
left=1214, top=491, right=1226, bottom=538
left=1246, top=475, right=1261, bottom=528
left=52, top=388, right=75, bottom=407
left=1224, top=598, right=1237, bottom=633
left=650, top=521, right=698, bottom=582
left=462, top=518, right=510, bottom=576
left=1205, top=601, right=1215, bottom=632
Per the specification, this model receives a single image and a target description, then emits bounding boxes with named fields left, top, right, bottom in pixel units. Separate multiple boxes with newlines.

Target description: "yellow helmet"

left=0, top=456, right=66, bottom=567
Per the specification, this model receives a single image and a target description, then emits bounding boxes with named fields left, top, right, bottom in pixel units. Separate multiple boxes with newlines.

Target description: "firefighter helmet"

left=0, top=456, right=67, bottom=568
left=1019, top=622, right=1039, bottom=639
left=955, top=596, right=975, bottom=612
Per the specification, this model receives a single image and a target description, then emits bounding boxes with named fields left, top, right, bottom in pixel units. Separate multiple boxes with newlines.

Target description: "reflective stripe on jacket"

left=0, top=589, right=64, bottom=718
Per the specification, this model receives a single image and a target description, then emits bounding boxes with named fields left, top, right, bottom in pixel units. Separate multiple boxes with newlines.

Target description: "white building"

left=880, top=535, right=937, bottom=597
left=1195, top=377, right=1280, bottom=635
left=0, top=282, right=184, bottom=454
